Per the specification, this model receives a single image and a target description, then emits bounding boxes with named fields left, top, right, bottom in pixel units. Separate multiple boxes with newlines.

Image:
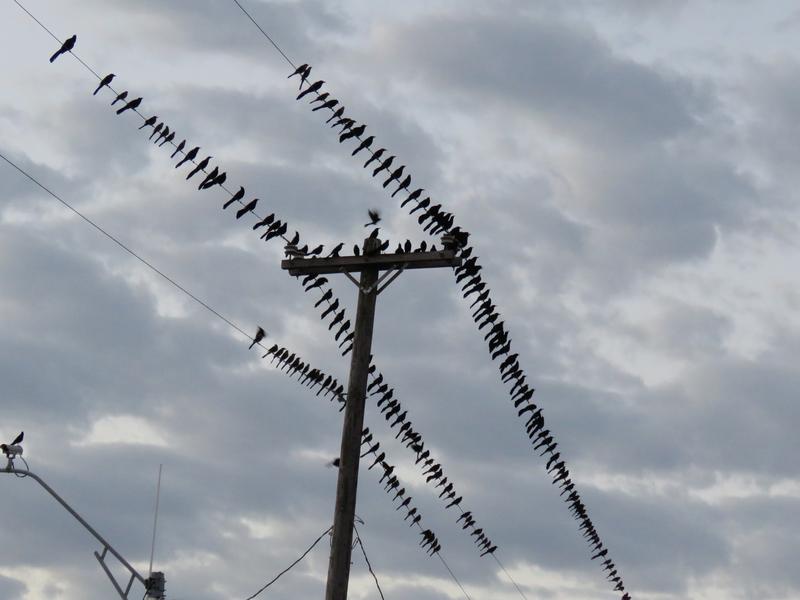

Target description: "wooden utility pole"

left=282, top=235, right=461, bottom=600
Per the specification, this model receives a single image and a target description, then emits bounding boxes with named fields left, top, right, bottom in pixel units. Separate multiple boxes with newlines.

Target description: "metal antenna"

left=148, top=464, right=163, bottom=576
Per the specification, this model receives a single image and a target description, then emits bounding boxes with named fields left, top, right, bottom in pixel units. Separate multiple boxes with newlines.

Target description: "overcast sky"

left=1, top=1, right=799, bottom=599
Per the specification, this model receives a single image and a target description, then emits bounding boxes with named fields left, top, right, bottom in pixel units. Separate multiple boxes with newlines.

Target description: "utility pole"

left=282, top=235, right=461, bottom=600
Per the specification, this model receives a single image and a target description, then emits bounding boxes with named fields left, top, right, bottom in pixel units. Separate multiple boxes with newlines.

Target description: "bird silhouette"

left=401, top=188, right=424, bottom=208
left=186, top=156, right=212, bottom=180
left=340, top=123, right=366, bottom=143
left=148, top=122, right=163, bottom=139
left=315, top=289, right=333, bottom=307
left=297, top=80, right=324, bottom=100
left=382, top=166, right=405, bottom=188
left=138, top=115, right=157, bottom=130
left=175, top=146, right=199, bottom=168
left=391, top=175, right=412, bottom=198
left=309, top=92, right=330, bottom=105
left=158, top=131, right=175, bottom=147
left=312, top=99, right=339, bottom=112
left=198, top=167, right=219, bottom=189
left=50, top=35, right=76, bottom=63
left=365, top=209, right=381, bottom=227
left=249, top=327, right=266, bottom=349
left=115, top=97, right=142, bottom=115
left=372, top=155, right=395, bottom=177
left=93, top=73, right=115, bottom=95
left=111, top=90, right=128, bottom=105
left=327, top=242, right=344, bottom=257
left=363, top=148, right=385, bottom=168
left=326, top=106, right=345, bottom=124
left=236, top=198, right=258, bottom=219
left=223, top=186, right=245, bottom=209
left=352, top=136, right=375, bottom=156
left=170, top=140, right=186, bottom=158
left=153, top=125, right=169, bottom=143
left=288, top=63, right=309, bottom=80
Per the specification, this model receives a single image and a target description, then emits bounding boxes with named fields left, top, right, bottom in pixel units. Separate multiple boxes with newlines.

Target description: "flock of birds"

left=46, top=33, right=629, bottom=598
left=287, top=62, right=630, bottom=597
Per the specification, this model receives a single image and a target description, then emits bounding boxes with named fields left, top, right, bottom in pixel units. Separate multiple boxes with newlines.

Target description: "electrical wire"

left=231, top=0, right=296, bottom=69
left=244, top=525, right=332, bottom=600
left=353, top=524, right=386, bottom=600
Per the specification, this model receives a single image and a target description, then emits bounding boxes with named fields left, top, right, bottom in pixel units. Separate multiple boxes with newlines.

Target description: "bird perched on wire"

left=170, top=140, right=186, bottom=158
left=186, top=156, right=212, bottom=180
left=1, top=431, right=24, bottom=457
left=249, top=327, right=266, bottom=349
left=176, top=146, right=199, bottom=168
left=364, top=209, right=381, bottom=227
left=236, top=198, right=258, bottom=219
left=138, top=115, right=158, bottom=130
left=288, top=64, right=311, bottom=89
left=116, top=97, right=142, bottom=115
left=111, top=90, right=128, bottom=106
left=297, top=80, right=324, bottom=100
left=49, top=35, right=76, bottom=63
left=352, top=136, right=374, bottom=156
left=93, top=73, right=115, bottom=96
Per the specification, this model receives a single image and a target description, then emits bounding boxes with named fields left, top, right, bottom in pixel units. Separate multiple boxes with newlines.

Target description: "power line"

left=230, top=0, right=296, bottom=69
left=353, top=525, right=385, bottom=600
left=0, top=148, right=257, bottom=346
left=244, top=525, right=332, bottom=600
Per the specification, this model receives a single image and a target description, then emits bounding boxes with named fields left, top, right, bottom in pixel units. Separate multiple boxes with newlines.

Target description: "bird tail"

left=49, top=51, right=60, bottom=63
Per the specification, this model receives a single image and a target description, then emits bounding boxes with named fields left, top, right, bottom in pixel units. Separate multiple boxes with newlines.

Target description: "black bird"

left=340, top=124, right=366, bottom=143
left=326, top=106, right=345, bottom=124
left=198, top=167, right=219, bottom=190
left=297, top=80, right=324, bottom=100
left=353, top=245, right=360, bottom=256
left=186, top=156, right=212, bottom=180
left=365, top=209, right=381, bottom=227
left=391, top=174, right=412, bottom=198
left=148, top=122, right=164, bottom=140
left=175, top=146, right=199, bottom=168
left=223, top=186, right=245, bottom=209
left=306, top=277, right=329, bottom=292
left=93, top=73, right=115, bottom=95
left=202, top=171, right=227, bottom=190
left=382, top=166, right=405, bottom=188
left=111, top=90, right=128, bottom=105
left=368, top=227, right=380, bottom=240
left=401, top=188, right=424, bottom=207
left=158, top=131, right=175, bottom=147
left=315, top=289, right=333, bottom=307
left=309, top=92, right=329, bottom=105
left=321, top=300, right=339, bottom=320
left=312, top=99, right=339, bottom=112
left=334, top=321, right=351, bottom=342
left=334, top=118, right=355, bottom=132
left=352, top=136, right=374, bottom=156
left=328, top=309, right=345, bottom=330
left=249, top=327, right=266, bottom=349
left=153, top=125, right=169, bottom=143
left=372, top=155, right=395, bottom=177
left=50, top=35, right=76, bottom=63
left=115, top=96, right=142, bottom=115
left=363, top=148, right=385, bottom=168
left=309, top=244, right=324, bottom=257
left=236, top=198, right=258, bottom=219
left=138, top=116, right=157, bottom=130
left=326, top=242, right=344, bottom=258
left=170, top=140, right=186, bottom=158
left=288, top=63, right=309, bottom=80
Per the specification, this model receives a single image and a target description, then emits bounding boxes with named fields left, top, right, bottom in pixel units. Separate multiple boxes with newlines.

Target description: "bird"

left=315, top=290, right=333, bottom=308
left=326, top=457, right=341, bottom=468
left=115, top=97, right=142, bottom=115
left=49, top=35, right=76, bottom=63
left=326, top=242, right=344, bottom=258
left=198, top=166, right=219, bottom=190
left=148, top=123, right=164, bottom=140
left=223, top=186, right=245, bottom=209
left=312, top=99, right=339, bottom=112
left=309, top=92, right=329, bottom=105
left=138, top=116, right=158, bottom=130
left=236, top=198, right=258, bottom=219
left=170, top=140, right=186, bottom=158
left=391, top=175, right=412, bottom=198
left=93, top=73, right=115, bottom=95
left=309, top=244, right=324, bottom=256
left=186, top=156, right=212, bottom=180
left=176, top=146, right=199, bottom=168
left=340, top=123, right=366, bottom=143
left=111, top=90, right=128, bottom=105
left=401, top=188, right=424, bottom=208
left=153, top=125, right=169, bottom=144
left=372, top=155, right=395, bottom=177
left=326, top=106, right=345, bottom=124
left=382, top=166, right=405, bottom=188
left=288, top=63, right=309, bottom=80
left=363, top=148, right=385, bottom=168
left=297, top=80, right=324, bottom=100
left=352, top=136, right=374, bottom=156
left=202, top=171, right=227, bottom=190
left=249, top=327, right=266, bottom=349
left=158, top=131, right=175, bottom=147
left=364, top=209, right=381, bottom=227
